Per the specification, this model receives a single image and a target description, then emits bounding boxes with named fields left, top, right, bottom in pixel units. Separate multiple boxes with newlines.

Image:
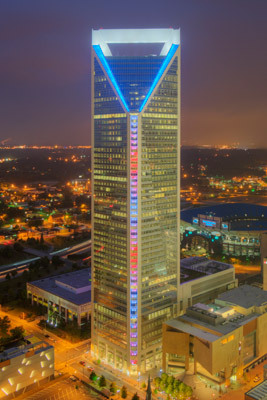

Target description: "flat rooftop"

left=218, top=284, right=267, bottom=309
left=180, top=257, right=233, bottom=284
left=0, top=340, right=52, bottom=362
left=29, top=269, right=91, bottom=306
left=165, top=285, right=267, bottom=342
left=245, top=380, right=267, bottom=400
left=179, top=310, right=260, bottom=338
left=166, top=310, right=260, bottom=342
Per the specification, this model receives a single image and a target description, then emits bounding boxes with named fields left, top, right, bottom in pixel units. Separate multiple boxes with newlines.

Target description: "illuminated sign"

left=201, top=220, right=216, bottom=227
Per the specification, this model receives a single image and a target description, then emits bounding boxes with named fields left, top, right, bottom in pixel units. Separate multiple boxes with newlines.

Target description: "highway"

left=0, top=239, right=91, bottom=280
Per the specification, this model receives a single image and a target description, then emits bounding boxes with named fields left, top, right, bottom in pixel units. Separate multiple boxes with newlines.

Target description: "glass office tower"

left=91, top=29, right=180, bottom=374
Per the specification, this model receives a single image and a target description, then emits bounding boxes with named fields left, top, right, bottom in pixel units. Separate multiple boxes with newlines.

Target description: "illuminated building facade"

left=91, top=28, right=180, bottom=374
left=0, top=340, right=54, bottom=398
left=163, top=285, right=267, bottom=390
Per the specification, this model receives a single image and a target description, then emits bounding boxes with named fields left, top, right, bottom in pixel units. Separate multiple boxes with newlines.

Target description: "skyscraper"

left=91, top=28, right=180, bottom=374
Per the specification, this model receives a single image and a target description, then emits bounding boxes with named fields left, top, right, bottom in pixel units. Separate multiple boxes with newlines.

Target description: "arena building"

left=181, top=203, right=267, bottom=257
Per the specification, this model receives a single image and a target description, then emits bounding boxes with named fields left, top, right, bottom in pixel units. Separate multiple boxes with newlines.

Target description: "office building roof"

left=218, top=285, right=267, bottom=309
left=29, top=269, right=91, bottom=306
left=180, top=257, right=233, bottom=284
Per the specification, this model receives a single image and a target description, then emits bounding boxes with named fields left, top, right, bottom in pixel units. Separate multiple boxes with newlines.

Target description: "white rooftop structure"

left=92, top=28, right=180, bottom=56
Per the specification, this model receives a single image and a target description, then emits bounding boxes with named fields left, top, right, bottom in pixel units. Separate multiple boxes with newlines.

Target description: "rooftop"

left=165, top=285, right=267, bottom=341
left=0, top=340, right=52, bottom=362
left=29, top=269, right=91, bottom=305
left=218, top=284, right=267, bottom=309
left=245, top=380, right=267, bottom=400
left=166, top=309, right=260, bottom=342
left=180, top=257, right=233, bottom=284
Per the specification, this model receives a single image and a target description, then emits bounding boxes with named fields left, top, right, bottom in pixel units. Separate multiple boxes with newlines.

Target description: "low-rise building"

left=179, top=257, right=237, bottom=312
left=163, top=285, right=267, bottom=389
left=0, top=340, right=54, bottom=399
left=27, top=269, right=91, bottom=326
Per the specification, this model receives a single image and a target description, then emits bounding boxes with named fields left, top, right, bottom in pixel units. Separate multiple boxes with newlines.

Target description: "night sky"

left=1, top=0, right=267, bottom=147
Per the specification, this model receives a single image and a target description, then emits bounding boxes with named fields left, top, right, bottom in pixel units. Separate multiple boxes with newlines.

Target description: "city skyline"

left=1, top=0, right=267, bottom=147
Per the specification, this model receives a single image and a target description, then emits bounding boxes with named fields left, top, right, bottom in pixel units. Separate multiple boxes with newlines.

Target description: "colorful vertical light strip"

left=130, top=114, right=138, bottom=366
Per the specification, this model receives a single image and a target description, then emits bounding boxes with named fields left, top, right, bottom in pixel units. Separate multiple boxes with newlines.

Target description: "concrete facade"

left=179, top=257, right=237, bottom=313
left=163, top=285, right=267, bottom=387
left=27, top=269, right=91, bottom=326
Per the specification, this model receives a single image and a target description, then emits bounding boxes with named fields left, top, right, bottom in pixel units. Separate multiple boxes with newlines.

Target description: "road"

left=0, top=239, right=91, bottom=280
left=0, top=309, right=90, bottom=370
left=68, top=353, right=148, bottom=400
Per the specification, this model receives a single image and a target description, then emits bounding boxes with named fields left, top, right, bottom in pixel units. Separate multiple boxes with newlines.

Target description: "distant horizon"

left=1, top=1, right=266, bottom=147
left=1, top=144, right=267, bottom=150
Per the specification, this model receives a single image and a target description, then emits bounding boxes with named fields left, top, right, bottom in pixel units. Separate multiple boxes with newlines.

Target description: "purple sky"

left=0, top=0, right=267, bottom=147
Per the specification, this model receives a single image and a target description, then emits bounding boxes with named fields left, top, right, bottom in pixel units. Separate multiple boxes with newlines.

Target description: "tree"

left=141, top=382, right=146, bottom=389
left=132, top=393, right=140, bottom=400
left=21, top=270, right=29, bottom=281
left=160, top=380, right=167, bottom=391
left=5, top=272, right=11, bottom=281
left=11, top=270, right=17, bottom=278
left=2, top=246, right=13, bottom=258
left=40, top=233, right=44, bottom=244
left=110, top=382, right=117, bottom=394
left=28, top=218, right=43, bottom=228
left=40, top=257, right=50, bottom=268
left=166, top=384, right=173, bottom=395
left=14, top=241, right=23, bottom=252
left=10, top=326, right=24, bottom=340
left=99, top=375, right=106, bottom=388
left=178, top=382, right=186, bottom=394
left=161, top=373, right=168, bottom=383
left=90, top=371, right=97, bottom=381
left=121, top=386, right=127, bottom=399
left=52, top=255, right=64, bottom=267
left=184, top=386, right=193, bottom=397
left=154, top=377, right=161, bottom=389
left=167, top=375, right=174, bottom=385
left=0, top=316, right=11, bottom=335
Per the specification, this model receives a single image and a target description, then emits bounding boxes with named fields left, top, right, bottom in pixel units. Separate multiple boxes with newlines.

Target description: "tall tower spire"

left=91, top=28, right=181, bottom=375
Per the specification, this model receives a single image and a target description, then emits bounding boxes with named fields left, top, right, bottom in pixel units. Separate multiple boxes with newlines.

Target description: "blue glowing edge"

left=139, top=44, right=179, bottom=112
left=93, top=43, right=178, bottom=114
left=93, top=45, right=130, bottom=112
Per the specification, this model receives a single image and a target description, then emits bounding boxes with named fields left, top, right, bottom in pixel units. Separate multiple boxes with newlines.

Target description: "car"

left=69, top=375, right=78, bottom=382
left=253, top=376, right=260, bottom=382
left=79, top=361, right=86, bottom=366
left=44, top=334, right=50, bottom=338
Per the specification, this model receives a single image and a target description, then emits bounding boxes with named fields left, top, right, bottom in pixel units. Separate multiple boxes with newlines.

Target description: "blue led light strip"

left=139, top=44, right=179, bottom=112
left=93, top=45, right=129, bottom=112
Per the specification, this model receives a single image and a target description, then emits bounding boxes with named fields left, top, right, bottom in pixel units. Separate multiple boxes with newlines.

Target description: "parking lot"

left=25, top=378, right=99, bottom=400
